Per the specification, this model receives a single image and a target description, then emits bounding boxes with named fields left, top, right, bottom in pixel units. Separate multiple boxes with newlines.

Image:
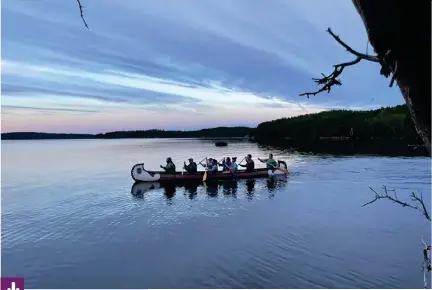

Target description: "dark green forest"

left=251, top=104, right=420, bottom=142
left=1, top=132, right=95, bottom=140
left=95, top=127, right=252, bottom=139
left=2, top=127, right=252, bottom=140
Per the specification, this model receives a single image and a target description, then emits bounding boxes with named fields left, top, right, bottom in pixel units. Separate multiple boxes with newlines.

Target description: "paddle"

left=198, top=157, right=209, bottom=168
left=275, top=166, right=289, bottom=174
left=203, top=158, right=208, bottom=182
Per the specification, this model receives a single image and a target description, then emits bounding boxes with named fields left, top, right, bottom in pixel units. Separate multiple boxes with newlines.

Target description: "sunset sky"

left=2, top=0, right=403, bottom=134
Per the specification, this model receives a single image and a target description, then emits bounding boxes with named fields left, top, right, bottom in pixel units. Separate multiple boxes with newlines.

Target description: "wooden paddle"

left=276, top=166, right=289, bottom=174
left=202, top=158, right=208, bottom=182
left=203, top=169, right=208, bottom=182
left=258, top=157, right=289, bottom=174
left=238, top=156, right=246, bottom=165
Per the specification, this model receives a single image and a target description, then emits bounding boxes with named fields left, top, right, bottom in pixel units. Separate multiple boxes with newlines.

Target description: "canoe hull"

left=131, top=161, right=288, bottom=183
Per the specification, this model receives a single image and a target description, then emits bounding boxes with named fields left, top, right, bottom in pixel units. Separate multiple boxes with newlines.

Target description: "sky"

left=1, top=0, right=404, bottom=134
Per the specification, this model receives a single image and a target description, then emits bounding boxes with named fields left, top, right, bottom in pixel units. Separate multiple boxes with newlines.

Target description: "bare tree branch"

left=410, top=191, right=431, bottom=221
left=362, top=186, right=431, bottom=221
left=363, top=186, right=431, bottom=287
left=76, top=0, right=89, bottom=29
left=299, top=27, right=398, bottom=97
left=422, top=236, right=432, bottom=288
left=326, top=28, right=380, bottom=62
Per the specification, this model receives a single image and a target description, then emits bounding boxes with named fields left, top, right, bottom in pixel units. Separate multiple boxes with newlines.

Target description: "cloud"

left=1, top=0, right=404, bottom=133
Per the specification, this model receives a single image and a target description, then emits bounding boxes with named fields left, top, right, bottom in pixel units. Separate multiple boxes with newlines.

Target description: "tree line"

left=251, top=104, right=421, bottom=143
left=2, top=105, right=420, bottom=143
left=2, top=127, right=253, bottom=140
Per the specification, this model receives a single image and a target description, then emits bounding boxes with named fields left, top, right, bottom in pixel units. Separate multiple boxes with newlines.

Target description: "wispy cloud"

left=1, top=0, right=403, bottom=133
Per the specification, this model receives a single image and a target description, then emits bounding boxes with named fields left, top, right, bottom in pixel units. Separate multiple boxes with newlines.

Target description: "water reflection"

left=130, top=175, right=288, bottom=202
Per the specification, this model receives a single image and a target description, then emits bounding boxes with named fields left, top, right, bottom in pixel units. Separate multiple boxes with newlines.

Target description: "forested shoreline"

left=2, top=105, right=425, bottom=155
left=251, top=105, right=420, bottom=143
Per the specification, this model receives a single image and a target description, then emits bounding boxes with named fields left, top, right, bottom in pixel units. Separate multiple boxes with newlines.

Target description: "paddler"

left=239, top=154, right=255, bottom=172
left=160, top=157, right=176, bottom=173
left=258, top=154, right=277, bottom=169
left=184, top=158, right=197, bottom=173
left=209, top=159, right=219, bottom=174
left=199, top=158, right=211, bottom=168
left=230, top=157, right=238, bottom=173
left=219, top=157, right=232, bottom=171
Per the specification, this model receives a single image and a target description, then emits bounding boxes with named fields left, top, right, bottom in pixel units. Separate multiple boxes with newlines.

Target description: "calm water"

left=1, top=138, right=431, bottom=289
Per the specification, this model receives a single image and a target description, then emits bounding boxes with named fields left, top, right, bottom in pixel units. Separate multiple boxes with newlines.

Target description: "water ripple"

left=1, top=139, right=431, bottom=289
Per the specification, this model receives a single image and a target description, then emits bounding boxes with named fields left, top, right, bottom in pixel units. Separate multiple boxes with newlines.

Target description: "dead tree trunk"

left=352, top=0, right=431, bottom=156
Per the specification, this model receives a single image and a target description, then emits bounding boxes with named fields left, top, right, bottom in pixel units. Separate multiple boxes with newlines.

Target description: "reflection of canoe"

left=131, top=160, right=289, bottom=182
left=131, top=182, right=161, bottom=196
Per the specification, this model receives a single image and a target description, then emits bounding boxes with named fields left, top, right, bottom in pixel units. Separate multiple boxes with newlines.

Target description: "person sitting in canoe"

left=184, top=158, right=197, bottom=173
left=219, top=157, right=232, bottom=171
left=230, top=157, right=238, bottom=173
left=258, top=154, right=277, bottom=169
left=239, top=154, right=255, bottom=172
left=209, top=159, right=219, bottom=174
left=160, top=157, right=176, bottom=173
left=200, top=158, right=213, bottom=169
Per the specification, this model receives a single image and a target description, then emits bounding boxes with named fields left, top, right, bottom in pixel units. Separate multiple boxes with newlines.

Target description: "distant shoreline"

left=1, top=127, right=253, bottom=140
left=2, top=104, right=428, bottom=156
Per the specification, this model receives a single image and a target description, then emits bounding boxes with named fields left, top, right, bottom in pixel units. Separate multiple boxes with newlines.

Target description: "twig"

left=410, top=191, right=431, bottom=221
left=76, top=0, right=89, bottom=29
left=364, top=186, right=431, bottom=288
left=422, top=237, right=431, bottom=288
left=362, top=186, right=431, bottom=221
left=299, top=28, right=384, bottom=98
left=326, top=28, right=379, bottom=62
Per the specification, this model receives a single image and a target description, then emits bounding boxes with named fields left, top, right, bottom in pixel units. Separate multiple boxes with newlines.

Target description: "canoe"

left=131, top=160, right=289, bottom=182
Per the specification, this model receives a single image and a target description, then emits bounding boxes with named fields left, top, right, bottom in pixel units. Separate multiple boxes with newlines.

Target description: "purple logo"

left=1, top=278, right=24, bottom=290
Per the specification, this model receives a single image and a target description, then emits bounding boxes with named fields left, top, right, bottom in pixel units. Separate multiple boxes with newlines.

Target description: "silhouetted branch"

left=363, top=186, right=431, bottom=287
left=76, top=0, right=89, bottom=29
left=299, top=28, right=397, bottom=97
left=327, top=28, right=379, bottom=62
left=362, top=186, right=431, bottom=221
left=422, top=237, right=431, bottom=288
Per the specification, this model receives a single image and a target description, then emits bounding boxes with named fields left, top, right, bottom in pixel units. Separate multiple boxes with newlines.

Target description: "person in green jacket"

left=258, top=154, right=278, bottom=169
left=160, top=157, right=176, bottom=173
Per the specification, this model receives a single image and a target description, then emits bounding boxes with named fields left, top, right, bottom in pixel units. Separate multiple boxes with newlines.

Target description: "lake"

left=1, top=138, right=431, bottom=288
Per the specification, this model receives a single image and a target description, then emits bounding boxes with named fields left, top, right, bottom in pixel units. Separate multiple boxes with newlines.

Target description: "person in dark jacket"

left=160, top=157, right=176, bottom=173
left=184, top=158, right=197, bottom=173
left=239, top=154, right=254, bottom=172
